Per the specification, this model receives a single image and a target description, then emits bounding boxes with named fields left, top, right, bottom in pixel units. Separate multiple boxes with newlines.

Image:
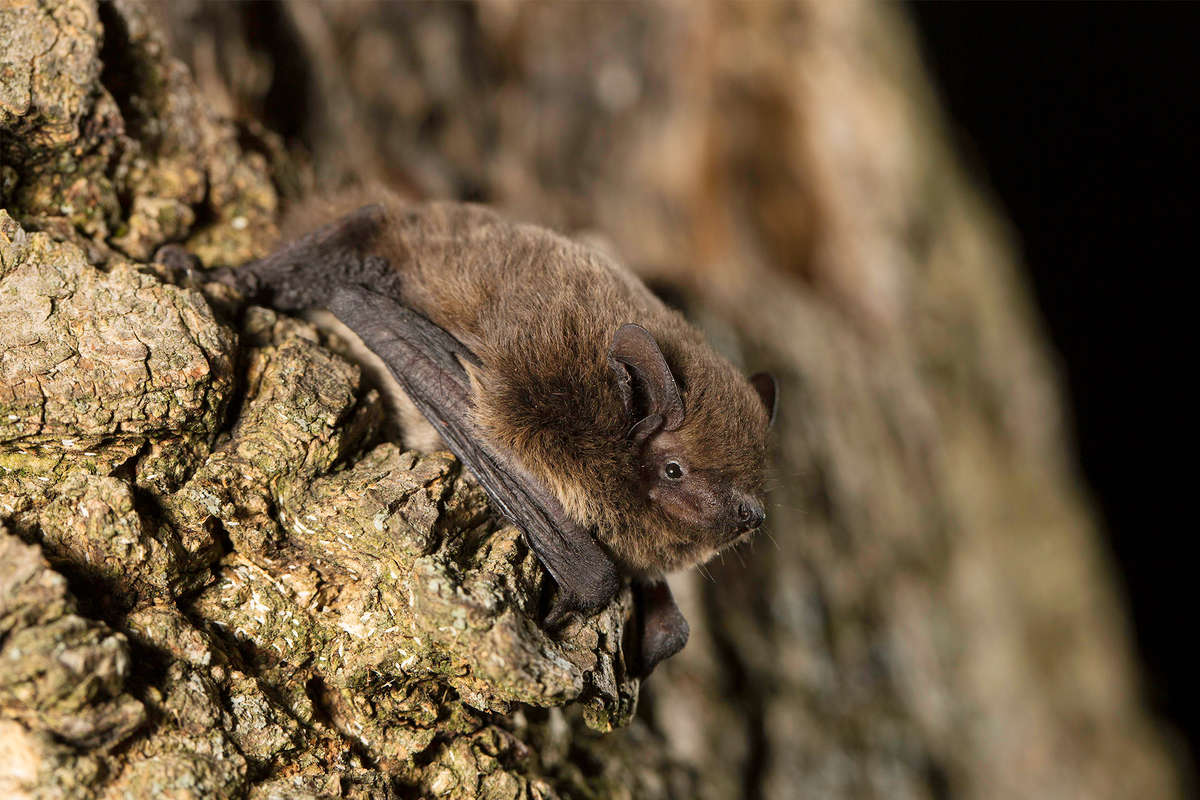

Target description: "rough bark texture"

left=0, top=1, right=1186, bottom=798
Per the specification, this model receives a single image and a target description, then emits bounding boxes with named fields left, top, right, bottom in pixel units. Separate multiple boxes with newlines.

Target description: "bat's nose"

left=735, top=500, right=765, bottom=531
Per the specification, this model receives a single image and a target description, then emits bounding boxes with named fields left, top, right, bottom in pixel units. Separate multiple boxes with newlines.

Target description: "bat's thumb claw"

left=542, top=592, right=576, bottom=632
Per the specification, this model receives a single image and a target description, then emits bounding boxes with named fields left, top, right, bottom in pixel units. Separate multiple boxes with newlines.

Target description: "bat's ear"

left=749, top=372, right=778, bottom=427
left=608, top=323, right=685, bottom=431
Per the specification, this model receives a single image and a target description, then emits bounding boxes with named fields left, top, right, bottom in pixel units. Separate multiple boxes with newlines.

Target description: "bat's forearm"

left=240, top=204, right=396, bottom=312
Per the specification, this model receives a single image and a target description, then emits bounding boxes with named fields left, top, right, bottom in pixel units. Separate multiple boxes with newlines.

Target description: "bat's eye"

left=663, top=461, right=684, bottom=481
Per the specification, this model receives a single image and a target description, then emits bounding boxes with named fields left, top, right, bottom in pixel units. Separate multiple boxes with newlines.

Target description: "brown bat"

left=231, top=200, right=776, bottom=676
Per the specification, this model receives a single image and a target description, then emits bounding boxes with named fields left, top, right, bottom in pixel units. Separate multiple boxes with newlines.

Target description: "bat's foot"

left=205, top=265, right=259, bottom=299
left=152, top=243, right=258, bottom=301
left=154, top=243, right=202, bottom=277
left=629, top=578, right=689, bottom=678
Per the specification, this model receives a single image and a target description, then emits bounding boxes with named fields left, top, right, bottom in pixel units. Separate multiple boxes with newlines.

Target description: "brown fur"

left=281, top=197, right=771, bottom=576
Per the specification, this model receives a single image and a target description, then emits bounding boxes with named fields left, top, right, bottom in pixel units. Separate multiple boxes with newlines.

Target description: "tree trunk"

left=0, top=1, right=1183, bottom=798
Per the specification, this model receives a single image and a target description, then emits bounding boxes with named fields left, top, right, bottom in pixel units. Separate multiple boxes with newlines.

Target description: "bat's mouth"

left=724, top=523, right=762, bottom=550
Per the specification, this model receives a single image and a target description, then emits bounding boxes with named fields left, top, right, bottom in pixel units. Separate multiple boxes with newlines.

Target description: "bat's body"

left=236, top=200, right=775, bottom=675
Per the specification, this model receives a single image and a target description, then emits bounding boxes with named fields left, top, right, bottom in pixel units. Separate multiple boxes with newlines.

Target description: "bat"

left=230, top=200, right=777, bottom=676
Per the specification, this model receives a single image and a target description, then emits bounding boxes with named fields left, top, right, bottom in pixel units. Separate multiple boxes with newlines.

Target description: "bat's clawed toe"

left=154, top=243, right=202, bottom=276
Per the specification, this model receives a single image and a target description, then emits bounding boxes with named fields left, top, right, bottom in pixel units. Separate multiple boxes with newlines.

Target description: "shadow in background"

left=908, top=2, right=1197, bottom=770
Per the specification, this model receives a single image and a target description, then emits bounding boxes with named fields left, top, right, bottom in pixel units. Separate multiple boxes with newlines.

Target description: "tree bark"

left=0, top=1, right=1184, bottom=798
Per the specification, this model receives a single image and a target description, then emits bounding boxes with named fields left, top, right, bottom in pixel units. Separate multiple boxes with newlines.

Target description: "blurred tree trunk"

left=0, top=1, right=1184, bottom=798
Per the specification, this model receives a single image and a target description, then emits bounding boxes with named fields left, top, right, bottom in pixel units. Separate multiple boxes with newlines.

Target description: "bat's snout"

left=735, top=499, right=765, bottom=532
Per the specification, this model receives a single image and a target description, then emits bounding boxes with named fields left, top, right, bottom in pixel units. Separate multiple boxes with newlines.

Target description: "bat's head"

left=608, top=324, right=777, bottom=574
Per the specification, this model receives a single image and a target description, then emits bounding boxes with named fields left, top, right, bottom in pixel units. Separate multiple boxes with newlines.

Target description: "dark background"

left=908, top=2, right=1196, bottom=770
